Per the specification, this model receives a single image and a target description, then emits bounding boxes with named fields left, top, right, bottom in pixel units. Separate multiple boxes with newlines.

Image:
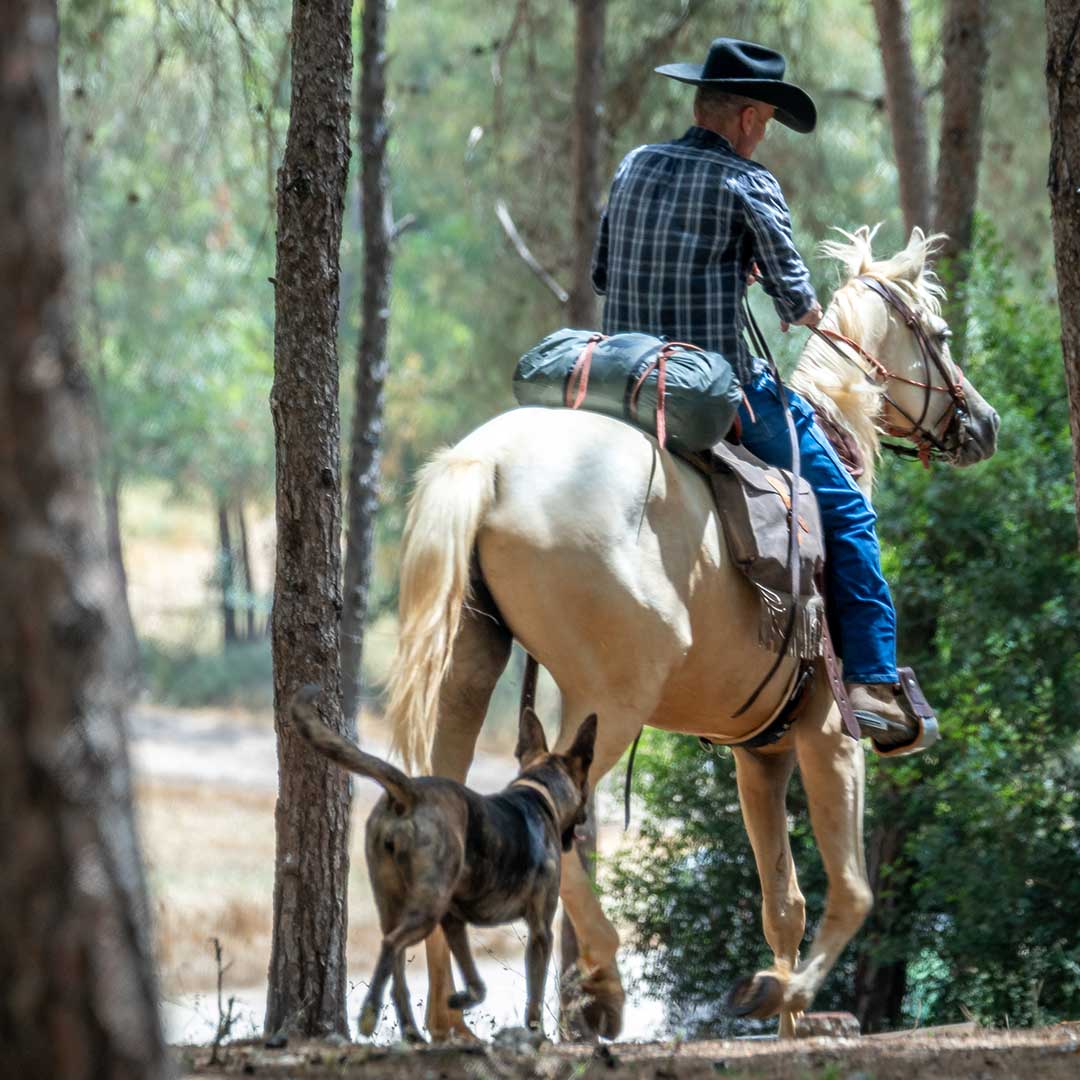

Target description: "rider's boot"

left=846, top=681, right=938, bottom=755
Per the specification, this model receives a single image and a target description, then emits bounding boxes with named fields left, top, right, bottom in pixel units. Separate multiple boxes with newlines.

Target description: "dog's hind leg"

left=442, top=916, right=486, bottom=1010
left=360, top=912, right=438, bottom=1041
left=425, top=587, right=512, bottom=1040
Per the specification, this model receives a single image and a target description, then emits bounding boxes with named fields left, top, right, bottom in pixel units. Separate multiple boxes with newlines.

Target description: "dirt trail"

left=180, top=1023, right=1080, bottom=1079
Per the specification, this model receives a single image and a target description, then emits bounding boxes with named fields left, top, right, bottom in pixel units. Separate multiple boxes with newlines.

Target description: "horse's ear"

left=567, top=714, right=598, bottom=780
left=516, top=706, right=548, bottom=767
left=901, top=227, right=928, bottom=280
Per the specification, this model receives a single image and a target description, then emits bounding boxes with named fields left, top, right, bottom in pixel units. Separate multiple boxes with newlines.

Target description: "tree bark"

left=567, top=0, right=606, bottom=328
left=1045, top=0, right=1080, bottom=546
left=934, top=0, right=991, bottom=353
left=0, top=1, right=169, bottom=1075
left=871, top=0, right=933, bottom=235
left=265, top=0, right=353, bottom=1040
left=217, top=499, right=239, bottom=648
left=342, top=0, right=392, bottom=727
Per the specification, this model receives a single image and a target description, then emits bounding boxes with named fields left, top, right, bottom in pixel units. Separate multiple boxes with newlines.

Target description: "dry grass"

left=138, top=777, right=524, bottom=998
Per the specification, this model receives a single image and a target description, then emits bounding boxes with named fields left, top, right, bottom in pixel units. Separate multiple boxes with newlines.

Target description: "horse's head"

left=794, top=226, right=999, bottom=486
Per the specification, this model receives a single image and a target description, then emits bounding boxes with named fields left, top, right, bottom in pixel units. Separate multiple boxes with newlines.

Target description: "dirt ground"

left=177, top=1023, right=1080, bottom=1080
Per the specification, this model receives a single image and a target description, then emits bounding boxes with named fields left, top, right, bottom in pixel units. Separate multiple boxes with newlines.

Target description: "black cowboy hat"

left=655, top=38, right=816, bottom=134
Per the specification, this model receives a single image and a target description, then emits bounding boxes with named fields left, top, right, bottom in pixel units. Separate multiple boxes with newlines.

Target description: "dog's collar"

left=509, top=778, right=560, bottom=825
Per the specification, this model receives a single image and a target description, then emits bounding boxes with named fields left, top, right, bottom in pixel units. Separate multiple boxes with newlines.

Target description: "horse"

left=384, top=226, right=1000, bottom=1041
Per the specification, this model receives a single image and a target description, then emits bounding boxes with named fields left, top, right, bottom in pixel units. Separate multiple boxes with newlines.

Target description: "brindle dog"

left=290, top=684, right=596, bottom=1041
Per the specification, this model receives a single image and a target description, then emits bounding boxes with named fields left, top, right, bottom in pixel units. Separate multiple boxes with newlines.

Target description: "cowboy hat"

left=656, top=38, right=817, bottom=134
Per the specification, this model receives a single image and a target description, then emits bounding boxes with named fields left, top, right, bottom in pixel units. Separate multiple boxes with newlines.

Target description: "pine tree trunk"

left=103, top=467, right=142, bottom=688
left=567, top=0, right=606, bottom=328
left=934, top=0, right=991, bottom=354
left=342, top=0, right=392, bottom=727
left=237, top=502, right=257, bottom=641
left=217, top=498, right=239, bottom=648
left=871, top=0, right=933, bottom=235
left=1045, top=0, right=1080, bottom=547
left=0, top=2, right=169, bottom=1074
left=853, top=809, right=911, bottom=1032
left=265, top=0, right=353, bottom=1039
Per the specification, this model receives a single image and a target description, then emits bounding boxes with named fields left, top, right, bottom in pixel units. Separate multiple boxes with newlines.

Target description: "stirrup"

left=869, top=667, right=941, bottom=758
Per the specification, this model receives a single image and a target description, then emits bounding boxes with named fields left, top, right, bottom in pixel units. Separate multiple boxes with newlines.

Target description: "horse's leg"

left=423, top=590, right=513, bottom=1042
left=730, top=744, right=805, bottom=1039
left=726, top=686, right=871, bottom=1022
left=554, top=703, right=647, bottom=1040
left=784, top=695, right=872, bottom=1013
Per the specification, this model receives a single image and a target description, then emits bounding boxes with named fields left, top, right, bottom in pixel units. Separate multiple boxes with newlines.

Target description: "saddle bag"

left=512, top=328, right=743, bottom=454
left=704, top=441, right=827, bottom=659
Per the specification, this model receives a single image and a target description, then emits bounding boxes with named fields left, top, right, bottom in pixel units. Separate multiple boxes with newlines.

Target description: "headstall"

left=809, top=275, right=970, bottom=467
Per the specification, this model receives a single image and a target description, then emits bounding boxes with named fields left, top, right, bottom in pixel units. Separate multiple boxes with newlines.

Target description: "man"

left=591, top=37, right=913, bottom=743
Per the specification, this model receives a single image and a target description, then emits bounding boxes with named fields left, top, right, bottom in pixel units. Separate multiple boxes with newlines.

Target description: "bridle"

left=809, top=275, right=970, bottom=467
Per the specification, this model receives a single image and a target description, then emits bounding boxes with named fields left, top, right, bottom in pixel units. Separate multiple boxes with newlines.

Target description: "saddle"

left=679, top=439, right=826, bottom=661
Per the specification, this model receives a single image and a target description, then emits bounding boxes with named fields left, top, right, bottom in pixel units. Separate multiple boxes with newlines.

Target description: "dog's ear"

left=566, top=713, right=598, bottom=784
left=515, top=706, right=549, bottom=768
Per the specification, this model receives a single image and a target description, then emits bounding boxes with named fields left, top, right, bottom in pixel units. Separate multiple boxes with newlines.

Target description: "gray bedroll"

left=512, top=328, right=743, bottom=454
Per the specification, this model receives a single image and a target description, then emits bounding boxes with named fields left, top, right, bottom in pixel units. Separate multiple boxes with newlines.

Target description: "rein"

left=808, top=276, right=968, bottom=467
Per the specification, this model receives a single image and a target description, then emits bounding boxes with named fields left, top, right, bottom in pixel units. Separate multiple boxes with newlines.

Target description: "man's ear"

left=515, top=706, right=549, bottom=767
left=567, top=713, right=598, bottom=780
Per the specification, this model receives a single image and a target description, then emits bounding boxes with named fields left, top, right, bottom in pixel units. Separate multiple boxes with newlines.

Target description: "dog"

left=290, top=684, right=597, bottom=1041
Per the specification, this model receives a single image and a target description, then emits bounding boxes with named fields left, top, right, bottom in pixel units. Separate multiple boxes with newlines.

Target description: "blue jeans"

left=737, top=368, right=898, bottom=684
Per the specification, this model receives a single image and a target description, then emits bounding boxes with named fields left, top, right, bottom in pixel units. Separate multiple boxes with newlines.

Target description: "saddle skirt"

left=684, top=440, right=826, bottom=660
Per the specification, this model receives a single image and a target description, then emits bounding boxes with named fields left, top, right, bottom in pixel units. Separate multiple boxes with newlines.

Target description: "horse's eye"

left=937, top=328, right=953, bottom=342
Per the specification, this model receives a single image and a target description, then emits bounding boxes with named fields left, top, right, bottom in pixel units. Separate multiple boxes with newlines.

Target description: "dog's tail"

left=386, top=446, right=496, bottom=774
left=290, top=685, right=416, bottom=813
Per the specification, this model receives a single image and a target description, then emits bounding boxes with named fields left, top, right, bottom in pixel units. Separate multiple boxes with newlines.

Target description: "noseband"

left=810, top=276, right=969, bottom=466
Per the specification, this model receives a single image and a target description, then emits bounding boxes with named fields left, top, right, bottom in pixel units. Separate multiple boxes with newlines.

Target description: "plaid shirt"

left=592, top=126, right=818, bottom=385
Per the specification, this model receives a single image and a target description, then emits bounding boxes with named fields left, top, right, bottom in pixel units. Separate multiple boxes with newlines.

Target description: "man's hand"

left=781, top=300, right=823, bottom=333
left=747, top=261, right=762, bottom=286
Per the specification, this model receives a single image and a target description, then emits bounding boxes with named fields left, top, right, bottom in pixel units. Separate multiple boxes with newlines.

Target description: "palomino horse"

left=385, top=227, right=999, bottom=1040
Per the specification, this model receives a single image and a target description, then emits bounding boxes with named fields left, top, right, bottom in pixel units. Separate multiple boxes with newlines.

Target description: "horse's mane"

left=789, top=224, right=946, bottom=490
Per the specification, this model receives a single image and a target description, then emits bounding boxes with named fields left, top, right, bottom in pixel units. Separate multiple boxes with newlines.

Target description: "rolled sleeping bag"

left=512, top=328, right=742, bottom=454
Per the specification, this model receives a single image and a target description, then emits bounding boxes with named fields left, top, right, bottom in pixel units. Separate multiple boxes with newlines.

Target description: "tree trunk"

left=567, top=0, right=606, bottom=328
left=217, top=499, right=239, bottom=648
left=237, top=502, right=257, bottom=641
left=265, top=0, right=353, bottom=1040
left=871, top=0, right=933, bottom=235
left=1045, top=0, right=1080, bottom=546
left=853, top=795, right=911, bottom=1032
left=0, top=2, right=169, bottom=1075
left=342, top=0, right=393, bottom=727
left=103, top=467, right=142, bottom=688
left=934, top=0, right=991, bottom=354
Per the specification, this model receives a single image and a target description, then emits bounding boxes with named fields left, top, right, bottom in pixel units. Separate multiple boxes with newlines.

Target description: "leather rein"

left=809, top=276, right=969, bottom=468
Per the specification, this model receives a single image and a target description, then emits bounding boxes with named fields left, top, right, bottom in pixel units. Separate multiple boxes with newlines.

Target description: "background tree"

left=342, top=0, right=397, bottom=726
left=1046, top=0, right=1080, bottom=545
left=0, top=0, right=168, bottom=1074
left=264, top=0, right=354, bottom=1039
left=871, top=0, right=932, bottom=235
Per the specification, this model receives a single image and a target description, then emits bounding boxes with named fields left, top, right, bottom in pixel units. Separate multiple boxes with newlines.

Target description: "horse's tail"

left=387, top=446, right=497, bottom=774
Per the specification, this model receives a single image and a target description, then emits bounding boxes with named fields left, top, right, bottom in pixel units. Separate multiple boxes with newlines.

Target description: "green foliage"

left=605, top=234, right=1080, bottom=1031
left=141, top=638, right=274, bottom=709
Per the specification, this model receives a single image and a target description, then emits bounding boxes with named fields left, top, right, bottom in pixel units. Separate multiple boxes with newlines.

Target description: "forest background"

left=59, top=0, right=1078, bottom=1040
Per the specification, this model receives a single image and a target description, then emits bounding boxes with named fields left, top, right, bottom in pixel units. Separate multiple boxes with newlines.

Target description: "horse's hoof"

left=725, top=973, right=784, bottom=1019
left=403, top=1025, right=426, bottom=1045
left=358, top=1002, right=379, bottom=1037
left=447, top=989, right=482, bottom=1011
left=581, top=971, right=625, bottom=1039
